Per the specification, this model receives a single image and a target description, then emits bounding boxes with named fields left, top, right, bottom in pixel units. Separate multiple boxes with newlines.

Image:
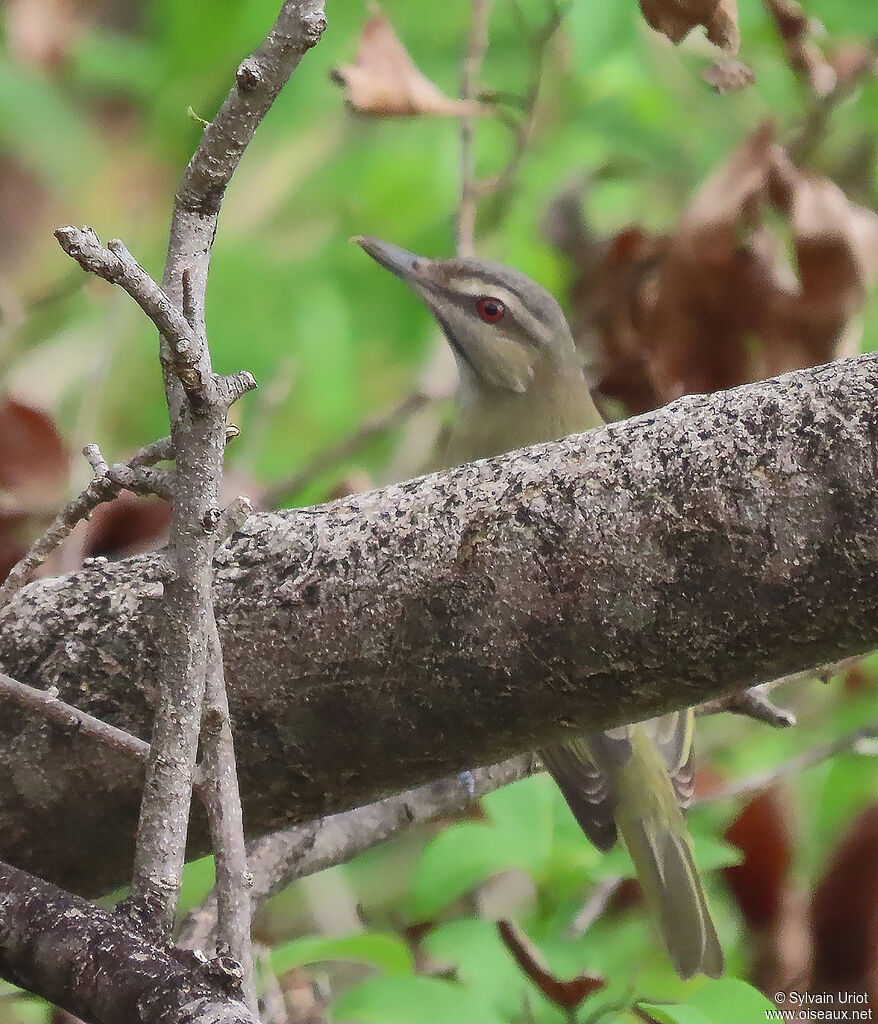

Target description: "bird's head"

left=355, top=235, right=578, bottom=397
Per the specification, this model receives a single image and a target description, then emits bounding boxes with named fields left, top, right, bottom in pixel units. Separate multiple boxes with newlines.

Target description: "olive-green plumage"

left=357, top=235, right=723, bottom=980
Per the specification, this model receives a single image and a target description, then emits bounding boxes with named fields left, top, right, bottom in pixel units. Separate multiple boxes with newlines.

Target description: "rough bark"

left=2, top=353, right=877, bottom=896
left=0, top=861, right=259, bottom=1024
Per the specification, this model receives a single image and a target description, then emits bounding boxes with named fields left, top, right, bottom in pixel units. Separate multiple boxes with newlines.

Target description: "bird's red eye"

left=477, top=297, right=505, bottom=323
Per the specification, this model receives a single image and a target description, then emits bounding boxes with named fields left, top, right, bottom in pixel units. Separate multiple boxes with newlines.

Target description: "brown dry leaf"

left=724, top=790, right=793, bottom=933
left=764, top=0, right=836, bottom=96
left=0, top=398, right=69, bottom=499
left=0, top=398, right=70, bottom=584
left=811, top=804, right=878, bottom=1003
left=497, top=919, right=605, bottom=1011
left=763, top=149, right=878, bottom=373
left=82, top=491, right=171, bottom=561
left=331, top=8, right=484, bottom=118
left=639, top=0, right=740, bottom=54
left=550, top=122, right=878, bottom=414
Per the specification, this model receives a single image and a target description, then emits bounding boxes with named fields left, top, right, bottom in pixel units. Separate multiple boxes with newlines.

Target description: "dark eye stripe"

left=435, top=312, right=475, bottom=369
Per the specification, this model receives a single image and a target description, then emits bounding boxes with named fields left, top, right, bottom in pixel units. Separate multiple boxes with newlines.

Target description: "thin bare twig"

left=197, top=622, right=255, bottom=1005
left=570, top=876, right=624, bottom=937
left=696, top=720, right=878, bottom=805
left=0, top=438, right=174, bottom=609
left=178, top=754, right=535, bottom=951
left=0, top=672, right=151, bottom=765
left=111, top=0, right=325, bottom=955
left=697, top=657, right=864, bottom=726
left=788, top=36, right=878, bottom=163
left=260, top=390, right=434, bottom=508
left=456, top=0, right=566, bottom=254
left=476, top=2, right=566, bottom=198
left=697, top=682, right=797, bottom=727
left=458, top=0, right=495, bottom=257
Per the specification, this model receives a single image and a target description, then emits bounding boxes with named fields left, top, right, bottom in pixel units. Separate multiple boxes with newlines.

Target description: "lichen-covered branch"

left=0, top=861, right=259, bottom=1024
left=1, top=353, right=878, bottom=897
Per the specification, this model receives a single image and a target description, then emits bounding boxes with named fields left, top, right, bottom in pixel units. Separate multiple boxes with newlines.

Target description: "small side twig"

left=696, top=720, right=878, bottom=805
left=260, top=390, right=434, bottom=508
left=53, top=228, right=258, bottom=408
left=697, top=682, right=797, bottom=727
left=0, top=672, right=150, bottom=765
left=197, top=621, right=256, bottom=1011
left=178, top=754, right=535, bottom=951
left=458, top=0, right=495, bottom=257
left=0, top=438, right=174, bottom=609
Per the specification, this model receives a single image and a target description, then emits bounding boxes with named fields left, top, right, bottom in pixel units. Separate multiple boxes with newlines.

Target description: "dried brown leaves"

left=639, top=0, right=740, bottom=53
left=332, top=8, right=485, bottom=118
left=550, top=125, right=878, bottom=414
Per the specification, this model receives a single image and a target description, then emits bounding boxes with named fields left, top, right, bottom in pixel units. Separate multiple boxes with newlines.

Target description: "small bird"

left=355, top=235, right=724, bottom=980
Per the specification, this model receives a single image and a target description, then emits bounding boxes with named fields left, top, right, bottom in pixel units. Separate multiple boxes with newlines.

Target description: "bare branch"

left=697, top=721, right=878, bottom=805
left=260, top=390, right=435, bottom=508
left=0, top=439, right=173, bottom=609
left=178, top=755, right=534, bottom=951
left=115, top=0, right=326, bottom=940
left=458, top=0, right=494, bottom=257
left=0, top=672, right=150, bottom=765
left=476, top=2, right=566, bottom=198
left=197, top=623, right=256, bottom=1010
left=0, top=860, right=260, bottom=1024
left=2, top=353, right=878, bottom=895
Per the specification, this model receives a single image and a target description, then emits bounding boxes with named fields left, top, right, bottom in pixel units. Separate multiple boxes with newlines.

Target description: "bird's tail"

left=618, top=812, right=724, bottom=980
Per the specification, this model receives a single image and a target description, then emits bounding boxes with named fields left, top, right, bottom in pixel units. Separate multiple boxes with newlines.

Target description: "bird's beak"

left=353, top=235, right=431, bottom=286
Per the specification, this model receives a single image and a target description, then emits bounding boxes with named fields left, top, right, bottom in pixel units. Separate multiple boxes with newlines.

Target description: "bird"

left=355, top=234, right=724, bottom=980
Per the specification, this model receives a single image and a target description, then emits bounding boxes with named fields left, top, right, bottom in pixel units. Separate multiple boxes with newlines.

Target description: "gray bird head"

left=354, top=235, right=578, bottom=396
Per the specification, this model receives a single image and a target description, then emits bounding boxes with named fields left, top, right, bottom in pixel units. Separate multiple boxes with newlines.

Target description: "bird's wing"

left=539, top=732, right=633, bottom=852
left=643, top=710, right=696, bottom=810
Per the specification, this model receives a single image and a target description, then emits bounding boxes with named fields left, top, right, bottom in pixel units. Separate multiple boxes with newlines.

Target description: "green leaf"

left=331, top=975, right=504, bottom=1024
left=408, top=822, right=527, bottom=921
left=481, top=773, right=556, bottom=870
left=688, top=978, right=777, bottom=1020
left=176, top=855, right=216, bottom=916
left=271, top=932, right=414, bottom=977
left=638, top=1005, right=713, bottom=1024
left=641, top=980, right=777, bottom=1024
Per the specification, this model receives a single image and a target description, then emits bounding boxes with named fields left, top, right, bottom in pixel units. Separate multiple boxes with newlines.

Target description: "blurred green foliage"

left=2, top=0, right=878, bottom=1021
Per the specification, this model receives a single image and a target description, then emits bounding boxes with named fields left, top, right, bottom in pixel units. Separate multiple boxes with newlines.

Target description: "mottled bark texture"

left=0, top=861, right=259, bottom=1024
left=2, top=353, right=878, bottom=897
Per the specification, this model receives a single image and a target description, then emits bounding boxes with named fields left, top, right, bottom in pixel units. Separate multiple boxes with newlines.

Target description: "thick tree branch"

left=0, top=861, right=259, bottom=1024
left=1, top=353, right=877, bottom=896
